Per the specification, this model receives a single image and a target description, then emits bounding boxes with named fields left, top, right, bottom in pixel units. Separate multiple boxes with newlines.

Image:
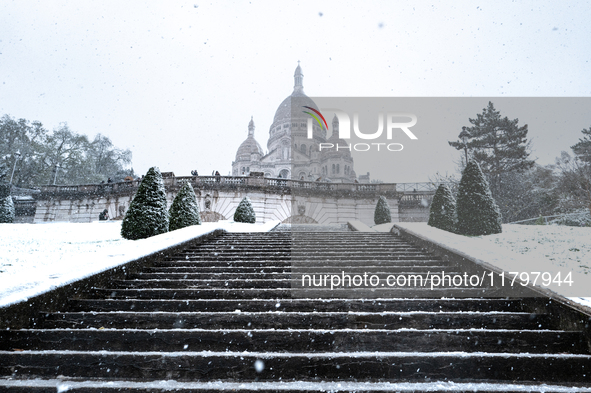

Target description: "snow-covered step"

left=110, top=278, right=293, bottom=289
left=129, top=272, right=294, bottom=280
left=143, top=265, right=449, bottom=274
left=1, top=350, right=590, bottom=382
left=38, top=311, right=556, bottom=331
left=96, top=287, right=293, bottom=299
left=131, top=269, right=463, bottom=279
left=153, top=261, right=292, bottom=268
left=145, top=266, right=290, bottom=273
left=95, top=287, right=512, bottom=300
left=111, top=273, right=483, bottom=289
left=2, top=329, right=585, bottom=354
left=157, top=259, right=447, bottom=267
left=3, top=379, right=591, bottom=393
left=67, top=297, right=535, bottom=313
left=165, top=253, right=291, bottom=260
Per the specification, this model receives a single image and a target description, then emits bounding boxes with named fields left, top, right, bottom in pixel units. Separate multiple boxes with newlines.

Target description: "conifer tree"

left=374, top=195, right=391, bottom=225
left=0, top=167, right=14, bottom=223
left=0, top=195, right=14, bottom=223
left=571, top=125, right=591, bottom=163
left=428, top=184, right=457, bottom=232
left=233, top=197, right=256, bottom=223
left=557, top=126, right=591, bottom=216
left=121, top=167, right=169, bottom=240
left=449, top=102, right=535, bottom=221
left=169, top=181, right=201, bottom=231
left=456, top=161, right=502, bottom=236
left=0, top=183, right=14, bottom=224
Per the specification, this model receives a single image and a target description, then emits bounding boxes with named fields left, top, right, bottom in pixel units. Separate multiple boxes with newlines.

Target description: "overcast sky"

left=1, top=1, right=590, bottom=183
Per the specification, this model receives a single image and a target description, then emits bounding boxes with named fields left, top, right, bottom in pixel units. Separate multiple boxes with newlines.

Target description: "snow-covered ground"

left=395, top=222, right=591, bottom=308
left=487, top=224, right=590, bottom=275
left=1, top=220, right=589, bottom=310
left=0, top=220, right=279, bottom=308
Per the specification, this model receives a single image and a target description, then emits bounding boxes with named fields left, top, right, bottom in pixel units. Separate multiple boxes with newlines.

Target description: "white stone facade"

left=232, top=63, right=357, bottom=183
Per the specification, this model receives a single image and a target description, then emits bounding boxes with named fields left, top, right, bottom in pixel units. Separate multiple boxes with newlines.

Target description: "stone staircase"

left=1, top=230, right=590, bottom=392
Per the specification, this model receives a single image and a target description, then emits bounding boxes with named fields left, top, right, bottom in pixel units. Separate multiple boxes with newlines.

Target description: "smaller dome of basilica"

left=235, top=117, right=263, bottom=161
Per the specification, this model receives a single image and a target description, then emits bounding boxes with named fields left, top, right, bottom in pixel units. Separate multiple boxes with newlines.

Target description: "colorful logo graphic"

left=302, top=106, right=328, bottom=130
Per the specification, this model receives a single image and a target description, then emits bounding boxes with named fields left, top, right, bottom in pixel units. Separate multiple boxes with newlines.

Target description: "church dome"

left=272, top=91, right=319, bottom=124
left=272, top=62, right=320, bottom=124
left=235, top=117, right=263, bottom=161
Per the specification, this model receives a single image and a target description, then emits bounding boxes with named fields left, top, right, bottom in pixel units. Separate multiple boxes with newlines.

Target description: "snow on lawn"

left=486, top=224, right=591, bottom=275
left=395, top=222, right=591, bottom=307
left=0, top=220, right=279, bottom=308
left=485, top=224, right=591, bottom=308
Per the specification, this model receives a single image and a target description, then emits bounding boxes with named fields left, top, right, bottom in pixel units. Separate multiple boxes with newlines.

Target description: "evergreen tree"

left=449, top=102, right=535, bottom=220
left=234, top=197, right=256, bottom=223
left=0, top=195, right=14, bottom=223
left=169, top=181, right=201, bottom=231
left=121, top=167, right=169, bottom=240
left=562, top=125, right=591, bottom=216
left=456, top=161, right=502, bottom=236
left=428, top=184, right=457, bottom=232
left=0, top=182, right=14, bottom=223
left=571, top=125, right=591, bottom=163
left=374, top=195, right=391, bottom=225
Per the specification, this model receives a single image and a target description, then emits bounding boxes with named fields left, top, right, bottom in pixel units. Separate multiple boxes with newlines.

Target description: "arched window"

left=300, top=144, right=307, bottom=154
left=337, top=164, right=340, bottom=174
left=332, top=164, right=335, bottom=174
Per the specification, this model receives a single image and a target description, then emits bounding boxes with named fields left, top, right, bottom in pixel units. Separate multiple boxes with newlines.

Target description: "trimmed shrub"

left=374, top=196, right=392, bottom=225
left=169, top=181, right=201, bottom=231
left=428, top=184, right=457, bottom=232
left=234, top=197, right=256, bottom=223
left=0, top=183, right=14, bottom=223
left=0, top=195, right=14, bottom=223
left=121, top=167, right=169, bottom=240
left=456, top=161, right=502, bottom=236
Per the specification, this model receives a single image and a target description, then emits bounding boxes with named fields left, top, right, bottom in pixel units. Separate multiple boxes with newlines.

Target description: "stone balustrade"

left=29, top=176, right=437, bottom=224
left=37, top=176, right=433, bottom=196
